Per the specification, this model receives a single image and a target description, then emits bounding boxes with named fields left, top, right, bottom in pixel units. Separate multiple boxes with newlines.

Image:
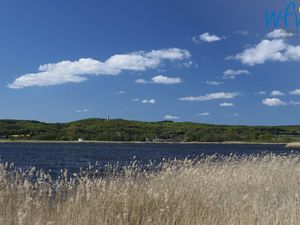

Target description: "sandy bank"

left=285, top=142, right=300, bottom=148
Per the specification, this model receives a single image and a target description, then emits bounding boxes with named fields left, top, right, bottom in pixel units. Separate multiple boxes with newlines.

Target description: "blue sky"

left=1, top=0, right=300, bottom=125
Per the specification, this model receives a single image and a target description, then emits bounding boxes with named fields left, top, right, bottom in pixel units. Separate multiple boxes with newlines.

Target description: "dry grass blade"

left=0, top=154, right=300, bottom=225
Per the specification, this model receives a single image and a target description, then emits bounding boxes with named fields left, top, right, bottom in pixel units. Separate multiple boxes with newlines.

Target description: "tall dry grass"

left=1, top=154, right=300, bottom=225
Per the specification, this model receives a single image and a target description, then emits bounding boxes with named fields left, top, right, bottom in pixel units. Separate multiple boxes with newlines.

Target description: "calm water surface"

left=0, top=143, right=294, bottom=175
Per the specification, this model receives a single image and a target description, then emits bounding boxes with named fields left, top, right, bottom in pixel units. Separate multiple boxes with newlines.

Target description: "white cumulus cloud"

left=164, top=115, right=179, bottom=120
left=223, top=69, right=250, bottom=79
left=266, top=29, right=294, bottom=39
left=262, top=98, right=286, bottom=106
left=135, top=75, right=182, bottom=85
left=270, top=90, right=285, bottom=96
left=193, top=32, right=223, bottom=43
left=8, top=48, right=190, bottom=89
left=179, top=92, right=240, bottom=102
left=151, top=75, right=182, bottom=84
left=231, top=39, right=300, bottom=65
left=290, top=89, right=300, bottom=95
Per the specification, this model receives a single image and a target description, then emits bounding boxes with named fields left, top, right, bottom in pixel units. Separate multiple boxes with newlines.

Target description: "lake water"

left=0, top=142, right=295, bottom=175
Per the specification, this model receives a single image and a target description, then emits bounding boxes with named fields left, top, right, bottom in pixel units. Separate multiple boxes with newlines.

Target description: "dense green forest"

left=0, top=118, right=299, bottom=143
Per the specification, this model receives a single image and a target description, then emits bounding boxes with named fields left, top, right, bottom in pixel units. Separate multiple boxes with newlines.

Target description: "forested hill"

left=0, top=118, right=299, bottom=143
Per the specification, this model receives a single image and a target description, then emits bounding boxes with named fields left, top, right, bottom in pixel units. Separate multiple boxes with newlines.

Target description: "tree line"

left=0, top=118, right=299, bottom=143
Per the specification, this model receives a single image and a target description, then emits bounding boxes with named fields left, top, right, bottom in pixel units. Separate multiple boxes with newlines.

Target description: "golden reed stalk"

left=1, top=154, right=300, bottom=225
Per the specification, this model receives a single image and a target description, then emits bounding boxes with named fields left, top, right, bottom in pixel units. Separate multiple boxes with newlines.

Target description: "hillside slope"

left=0, top=118, right=299, bottom=142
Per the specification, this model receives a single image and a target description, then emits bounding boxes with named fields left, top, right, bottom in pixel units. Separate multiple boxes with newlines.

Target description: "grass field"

left=1, top=154, right=300, bottom=225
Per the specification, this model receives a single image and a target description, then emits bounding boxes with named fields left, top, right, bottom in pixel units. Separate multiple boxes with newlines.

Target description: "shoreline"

left=0, top=140, right=287, bottom=145
left=285, top=142, right=300, bottom=148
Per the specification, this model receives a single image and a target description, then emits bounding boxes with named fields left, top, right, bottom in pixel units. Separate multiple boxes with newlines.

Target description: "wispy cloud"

left=223, top=69, right=250, bottom=79
left=234, top=30, right=249, bottom=36
left=290, top=101, right=300, bottom=105
left=256, top=91, right=267, bottom=95
left=179, top=60, right=194, bottom=68
left=179, top=92, right=240, bottom=102
left=132, top=98, right=156, bottom=104
left=141, top=99, right=156, bottom=104
left=197, top=112, right=211, bottom=116
left=206, top=81, right=222, bottom=86
left=164, top=115, right=179, bottom=120
left=193, top=32, right=224, bottom=43
left=8, top=48, right=191, bottom=89
left=116, top=90, right=126, bottom=94
left=76, top=109, right=89, bottom=113
left=135, top=79, right=147, bottom=84
left=220, top=102, right=234, bottom=107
